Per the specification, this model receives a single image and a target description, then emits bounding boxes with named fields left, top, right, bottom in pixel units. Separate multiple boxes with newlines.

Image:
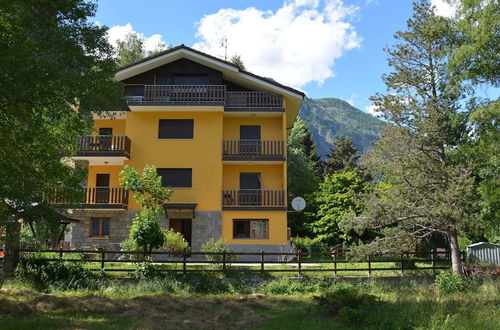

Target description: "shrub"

left=129, top=210, right=164, bottom=255
left=314, top=287, right=378, bottom=320
left=134, top=262, right=161, bottom=279
left=435, top=270, right=468, bottom=293
left=16, top=255, right=98, bottom=291
left=163, top=229, right=190, bottom=256
left=201, top=238, right=238, bottom=262
left=291, top=236, right=329, bottom=254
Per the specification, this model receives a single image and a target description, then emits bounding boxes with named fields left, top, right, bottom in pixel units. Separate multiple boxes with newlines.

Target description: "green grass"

left=1, top=277, right=498, bottom=329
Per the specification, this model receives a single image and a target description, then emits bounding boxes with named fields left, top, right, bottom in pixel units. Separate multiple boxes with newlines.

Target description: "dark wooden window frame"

left=157, top=168, right=193, bottom=188
left=89, top=218, right=111, bottom=238
left=233, top=219, right=269, bottom=239
left=158, top=119, right=194, bottom=139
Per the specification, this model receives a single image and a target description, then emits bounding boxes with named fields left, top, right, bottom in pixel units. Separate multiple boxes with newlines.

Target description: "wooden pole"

left=368, top=255, right=371, bottom=277
left=101, top=251, right=105, bottom=271
left=400, top=253, right=404, bottom=276
left=260, top=250, right=264, bottom=275
left=298, top=250, right=302, bottom=277
left=222, top=251, right=226, bottom=274
left=183, top=253, right=187, bottom=276
left=431, top=249, right=436, bottom=277
left=333, top=253, right=337, bottom=278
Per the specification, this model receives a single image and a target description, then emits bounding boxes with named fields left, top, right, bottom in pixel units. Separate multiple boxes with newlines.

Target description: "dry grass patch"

left=0, top=288, right=290, bottom=329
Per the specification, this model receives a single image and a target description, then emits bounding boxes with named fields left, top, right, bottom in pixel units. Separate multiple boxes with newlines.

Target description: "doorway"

left=239, top=172, right=262, bottom=206
left=239, top=126, right=261, bottom=155
left=169, top=219, right=192, bottom=246
left=95, top=173, right=110, bottom=203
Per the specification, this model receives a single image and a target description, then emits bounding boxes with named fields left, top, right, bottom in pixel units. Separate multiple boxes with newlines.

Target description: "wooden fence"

left=2, top=249, right=457, bottom=277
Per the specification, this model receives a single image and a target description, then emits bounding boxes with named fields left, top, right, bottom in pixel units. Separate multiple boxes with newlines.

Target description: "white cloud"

left=346, top=93, right=359, bottom=106
left=193, top=0, right=361, bottom=88
left=107, top=23, right=167, bottom=53
left=431, top=0, right=456, bottom=17
left=364, top=103, right=380, bottom=116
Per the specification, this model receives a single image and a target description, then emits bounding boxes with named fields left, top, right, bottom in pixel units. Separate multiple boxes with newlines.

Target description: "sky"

left=94, top=0, right=457, bottom=115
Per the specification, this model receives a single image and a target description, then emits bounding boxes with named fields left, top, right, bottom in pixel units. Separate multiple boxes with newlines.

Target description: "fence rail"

left=222, top=140, right=285, bottom=159
left=76, top=135, right=131, bottom=157
left=222, top=189, right=286, bottom=208
left=4, top=249, right=455, bottom=277
left=143, top=85, right=226, bottom=104
left=47, top=187, right=128, bottom=207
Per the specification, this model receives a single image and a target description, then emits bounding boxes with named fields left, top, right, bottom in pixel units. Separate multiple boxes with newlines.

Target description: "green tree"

left=324, top=136, right=360, bottom=174
left=309, top=171, right=368, bottom=245
left=116, top=32, right=146, bottom=66
left=230, top=54, right=246, bottom=70
left=342, top=1, right=475, bottom=273
left=287, top=118, right=321, bottom=236
left=447, top=0, right=500, bottom=243
left=0, top=0, right=122, bottom=281
left=119, top=165, right=173, bottom=255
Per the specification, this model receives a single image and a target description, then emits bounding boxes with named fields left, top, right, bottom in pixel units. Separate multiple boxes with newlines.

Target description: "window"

left=233, top=219, right=269, bottom=239
left=158, top=119, right=193, bottom=139
left=99, top=127, right=113, bottom=136
left=157, top=168, right=192, bottom=188
left=90, top=218, right=110, bottom=237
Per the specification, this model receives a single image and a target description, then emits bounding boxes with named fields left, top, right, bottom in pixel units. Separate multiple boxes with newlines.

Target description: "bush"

left=261, top=277, right=318, bottom=295
left=201, top=238, right=238, bottom=262
left=291, top=236, right=329, bottom=254
left=435, top=270, right=468, bottom=293
left=163, top=229, right=190, bottom=256
left=134, top=262, right=161, bottom=279
left=16, top=255, right=98, bottom=291
left=314, top=287, right=378, bottom=320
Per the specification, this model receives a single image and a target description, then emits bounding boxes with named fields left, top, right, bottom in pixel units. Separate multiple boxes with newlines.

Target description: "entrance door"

left=239, top=126, right=261, bottom=156
left=239, top=173, right=262, bottom=206
left=169, top=219, right=192, bottom=246
left=95, top=173, right=110, bottom=203
left=99, top=127, right=113, bottom=150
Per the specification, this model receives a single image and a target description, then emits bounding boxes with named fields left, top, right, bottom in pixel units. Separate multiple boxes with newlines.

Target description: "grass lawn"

left=1, top=278, right=498, bottom=329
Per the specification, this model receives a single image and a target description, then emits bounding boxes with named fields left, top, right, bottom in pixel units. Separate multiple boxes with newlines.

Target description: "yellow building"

left=65, top=45, right=304, bottom=253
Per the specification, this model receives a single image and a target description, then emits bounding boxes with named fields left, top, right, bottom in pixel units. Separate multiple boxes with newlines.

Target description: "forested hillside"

left=299, top=97, right=383, bottom=157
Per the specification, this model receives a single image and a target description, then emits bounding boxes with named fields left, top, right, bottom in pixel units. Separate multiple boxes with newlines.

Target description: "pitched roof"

left=117, top=44, right=305, bottom=97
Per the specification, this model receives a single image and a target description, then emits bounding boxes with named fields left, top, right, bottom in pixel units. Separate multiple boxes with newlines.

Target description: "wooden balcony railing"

left=49, top=187, right=129, bottom=209
left=76, top=135, right=131, bottom=158
left=222, top=189, right=286, bottom=210
left=225, top=91, right=283, bottom=111
left=124, top=85, right=283, bottom=111
left=222, top=140, right=285, bottom=160
left=142, top=85, right=226, bottom=104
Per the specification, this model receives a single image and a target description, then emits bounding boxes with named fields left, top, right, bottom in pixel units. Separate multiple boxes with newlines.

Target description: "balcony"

left=124, top=85, right=283, bottom=111
left=73, top=135, right=131, bottom=165
left=222, top=189, right=286, bottom=211
left=49, top=187, right=129, bottom=210
left=222, top=140, right=285, bottom=161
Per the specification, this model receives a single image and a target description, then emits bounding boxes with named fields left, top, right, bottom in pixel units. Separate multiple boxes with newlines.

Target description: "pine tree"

left=324, top=136, right=360, bottom=174
left=342, top=0, right=477, bottom=273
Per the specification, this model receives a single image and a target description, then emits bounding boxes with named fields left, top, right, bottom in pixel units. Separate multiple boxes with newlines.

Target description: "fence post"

left=222, top=251, right=226, bottom=274
left=101, top=251, right=105, bottom=271
left=59, top=249, right=63, bottom=259
left=368, top=255, right=371, bottom=277
left=183, top=253, right=187, bottom=276
left=260, top=250, right=264, bottom=275
left=333, top=253, right=337, bottom=278
left=400, top=253, right=404, bottom=276
left=298, top=250, right=302, bottom=277
left=431, top=249, right=436, bottom=277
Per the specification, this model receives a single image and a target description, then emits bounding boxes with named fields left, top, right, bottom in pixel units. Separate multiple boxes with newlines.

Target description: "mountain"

left=299, top=97, right=383, bottom=158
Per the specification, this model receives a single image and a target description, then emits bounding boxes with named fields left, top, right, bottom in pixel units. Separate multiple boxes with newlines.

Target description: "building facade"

left=61, top=45, right=304, bottom=253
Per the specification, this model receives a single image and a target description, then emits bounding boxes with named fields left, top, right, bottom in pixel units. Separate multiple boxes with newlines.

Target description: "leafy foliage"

left=324, top=136, right=360, bottom=174
left=435, top=270, right=468, bottom=293
left=119, top=165, right=173, bottom=212
left=230, top=54, right=246, bottom=70
left=163, top=229, right=190, bottom=256
left=129, top=210, right=165, bottom=254
left=116, top=32, right=169, bottom=66
left=314, top=287, right=378, bottom=322
left=342, top=0, right=477, bottom=273
left=309, top=171, right=369, bottom=245
left=200, top=238, right=237, bottom=262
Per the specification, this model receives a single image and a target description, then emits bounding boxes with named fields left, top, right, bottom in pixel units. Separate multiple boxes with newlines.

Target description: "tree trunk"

left=0, top=221, right=21, bottom=287
left=447, top=226, right=463, bottom=274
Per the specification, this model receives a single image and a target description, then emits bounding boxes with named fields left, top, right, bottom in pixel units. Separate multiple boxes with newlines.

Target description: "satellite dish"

left=291, top=197, right=306, bottom=211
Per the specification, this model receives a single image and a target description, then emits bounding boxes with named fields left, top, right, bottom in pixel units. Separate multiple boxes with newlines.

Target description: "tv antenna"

left=220, top=36, right=228, bottom=60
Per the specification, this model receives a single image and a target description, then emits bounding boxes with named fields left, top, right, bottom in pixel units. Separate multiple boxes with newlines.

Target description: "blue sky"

left=94, top=0, right=444, bottom=114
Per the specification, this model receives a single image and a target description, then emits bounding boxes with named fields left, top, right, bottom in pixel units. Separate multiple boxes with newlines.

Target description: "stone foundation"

left=226, top=243, right=294, bottom=261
